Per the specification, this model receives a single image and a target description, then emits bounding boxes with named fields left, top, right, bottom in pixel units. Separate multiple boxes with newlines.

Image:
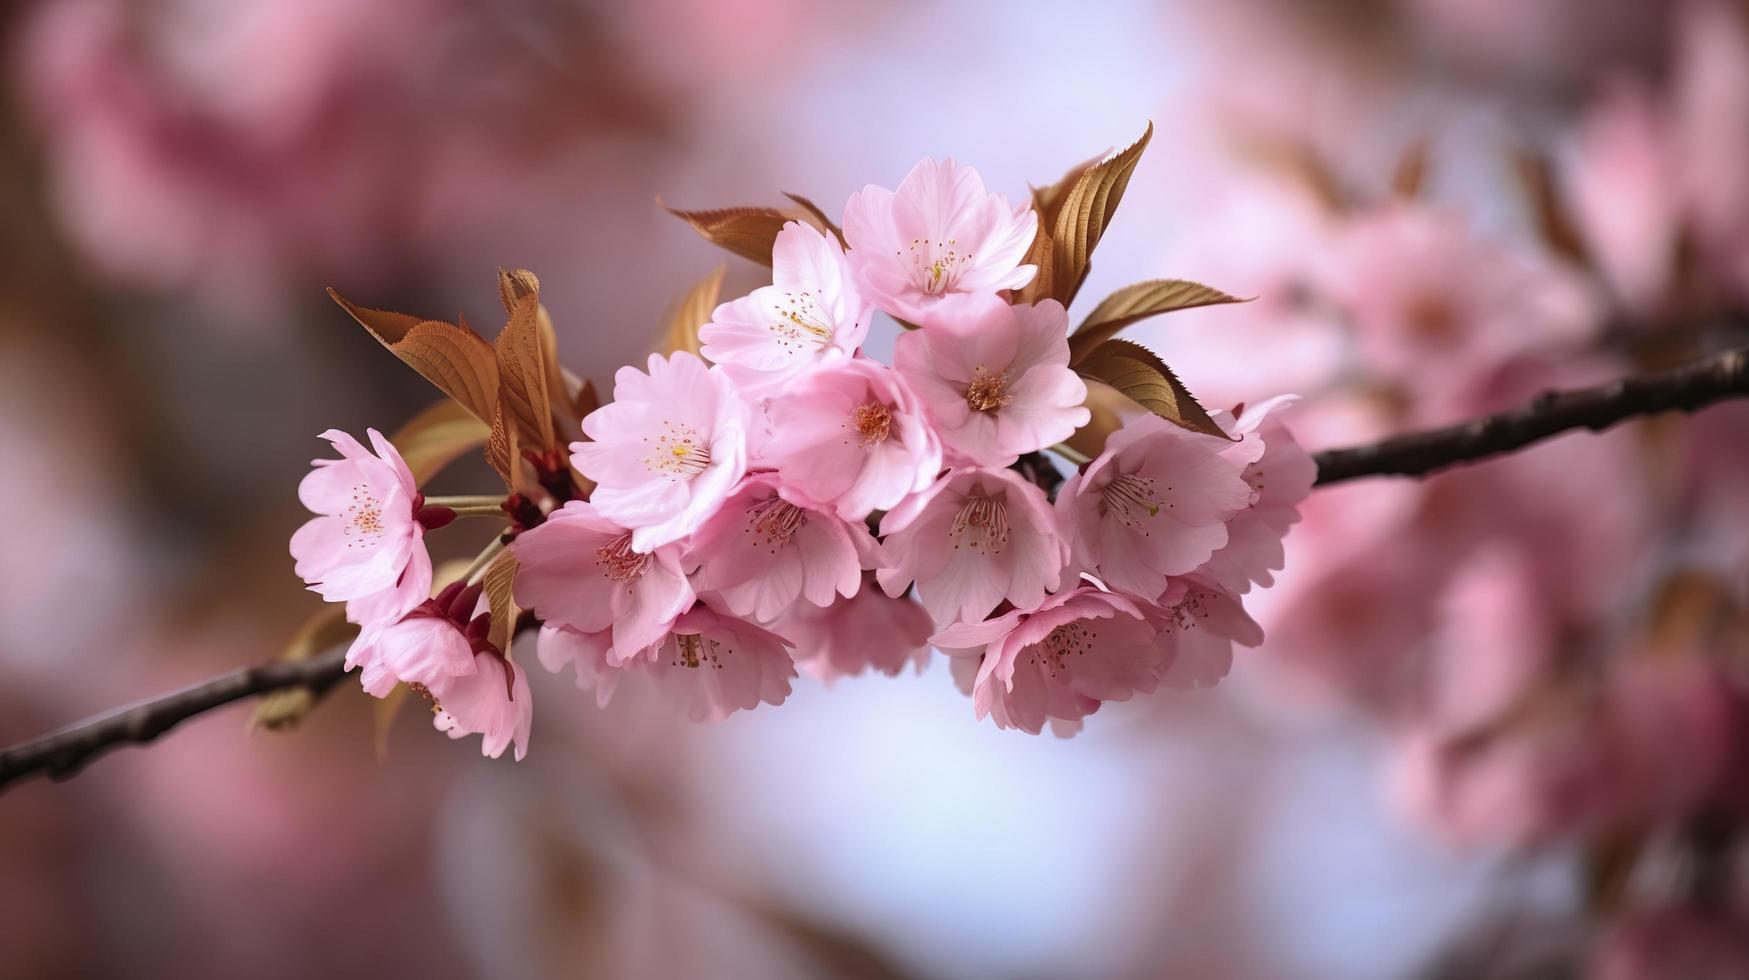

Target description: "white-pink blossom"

left=1055, top=414, right=1252, bottom=602
left=571, top=352, right=749, bottom=552
left=684, top=475, right=875, bottom=622
left=779, top=575, right=934, bottom=683
left=633, top=599, right=797, bottom=723
left=1195, top=396, right=1317, bottom=594
left=894, top=297, right=1089, bottom=467
left=761, top=357, right=942, bottom=520
left=1154, top=578, right=1264, bottom=690
left=876, top=466, right=1066, bottom=626
left=933, top=586, right=1172, bottom=735
left=290, top=428, right=434, bottom=625
left=512, top=500, right=694, bottom=662
left=699, top=221, right=869, bottom=398
left=842, top=158, right=1037, bottom=321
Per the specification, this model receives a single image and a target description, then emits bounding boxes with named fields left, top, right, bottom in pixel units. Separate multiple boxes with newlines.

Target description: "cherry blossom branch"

left=0, top=647, right=350, bottom=792
left=1310, top=346, right=1749, bottom=486
left=2, top=347, right=1745, bottom=794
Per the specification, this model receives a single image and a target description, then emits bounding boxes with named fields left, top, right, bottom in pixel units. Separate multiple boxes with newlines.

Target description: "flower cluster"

left=289, top=147, right=1311, bottom=757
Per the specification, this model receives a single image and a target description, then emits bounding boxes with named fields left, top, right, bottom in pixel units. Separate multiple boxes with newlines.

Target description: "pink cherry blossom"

left=933, top=586, right=1172, bottom=735
left=628, top=599, right=797, bottom=723
left=1055, top=414, right=1252, bottom=602
left=345, top=581, right=531, bottom=760
left=841, top=157, right=1037, bottom=321
left=684, top=475, right=875, bottom=622
left=698, top=221, right=869, bottom=398
left=893, top=297, right=1089, bottom=467
left=1314, top=205, right=1602, bottom=401
left=290, top=428, right=433, bottom=624
left=345, top=604, right=478, bottom=698
left=512, top=500, right=693, bottom=662
left=876, top=466, right=1066, bottom=626
left=761, top=357, right=942, bottom=520
left=571, top=352, right=749, bottom=552
left=1194, top=396, right=1317, bottom=594
left=779, top=574, right=934, bottom=683
left=535, top=624, right=621, bottom=709
left=1154, top=578, right=1264, bottom=690
left=431, top=648, right=533, bottom=761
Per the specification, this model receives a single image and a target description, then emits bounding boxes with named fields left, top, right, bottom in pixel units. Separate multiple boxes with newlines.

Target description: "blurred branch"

left=1312, top=346, right=1749, bottom=485
left=3, top=349, right=1747, bottom=793
left=0, top=647, right=348, bottom=793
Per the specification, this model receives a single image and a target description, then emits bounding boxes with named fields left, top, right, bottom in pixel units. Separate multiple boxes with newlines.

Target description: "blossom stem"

left=461, top=539, right=507, bottom=586
left=423, top=495, right=506, bottom=510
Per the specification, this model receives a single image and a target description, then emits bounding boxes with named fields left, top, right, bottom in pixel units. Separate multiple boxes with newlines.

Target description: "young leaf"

left=495, top=291, right=559, bottom=455
left=1016, top=151, right=1104, bottom=304
left=1025, top=123, right=1154, bottom=308
left=1068, top=279, right=1249, bottom=364
left=1513, top=149, right=1591, bottom=267
left=1391, top=138, right=1431, bottom=200
left=328, top=290, right=500, bottom=422
left=661, top=201, right=791, bottom=266
left=248, top=605, right=358, bottom=733
left=497, top=268, right=541, bottom=314
left=483, top=550, right=521, bottom=656
left=371, top=684, right=412, bottom=762
left=658, top=264, right=728, bottom=356
left=485, top=396, right=522, bottom=490
left=783, top=192, right=846, bottom=246
left=1074, top=338, right=1232, bottom=440
left=390, top=399, right=492, bottom=486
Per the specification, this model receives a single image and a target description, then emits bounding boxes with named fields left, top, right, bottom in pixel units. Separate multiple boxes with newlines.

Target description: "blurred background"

left=3, top=0, right=1748, bottom=976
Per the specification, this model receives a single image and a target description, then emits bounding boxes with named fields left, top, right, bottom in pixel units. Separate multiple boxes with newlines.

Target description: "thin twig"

left=1312, top=346, right=1749, bottom=485
left=0, top=647, right=349, bottom=792
left=2, top=347, right=1747, bottom=795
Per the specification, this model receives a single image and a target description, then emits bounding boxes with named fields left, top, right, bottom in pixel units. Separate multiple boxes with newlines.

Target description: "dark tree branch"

left=1312, top=346, right=1749, bottom=486
left=0, top=647, right=348, bottom=792
left=2, top=347, right=1747, bottom=795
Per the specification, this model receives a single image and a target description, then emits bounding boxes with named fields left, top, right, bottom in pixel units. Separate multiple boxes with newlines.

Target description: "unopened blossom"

left=877, top=466, right=1066, bottom=626
left=571, top=352, right=749, bottom=552
left=345, top=581, right=531, bottom=760
left=1153, top=578, right=1263, bottom=690
left=761, top=357, right=941, bottom=520
left=779, top=574, right=934, bottom=683
left=629, top=599, right=797, bottom=723
left=934, top=586, right=1173, bottom=735
left=513, top=500, right=693, bottom=661
left=894, top=297, right=1089, bottom=467
left=291, top=428, right=441, bottom=624
left=1194, top=396, right=1317, bottom=594
left=699, top=221, right=869, bottom=398
left=841, top=157, right=1037, bottom=321
left=1055, top=414, right=1252, bottom=602
left=685, top=475, right=875, bottom=622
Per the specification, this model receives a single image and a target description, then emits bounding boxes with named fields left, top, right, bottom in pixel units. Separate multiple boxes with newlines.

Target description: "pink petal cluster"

left=291, top=157, right=1308, bottom=757
left=290, top=429, right=434, bottom=625
left=842, top=158, right=1038, bottom=322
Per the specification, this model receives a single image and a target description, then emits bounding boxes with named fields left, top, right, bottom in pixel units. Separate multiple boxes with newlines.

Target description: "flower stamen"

left=745, top=496, right=808, bottom=550
left=950, top=493, right=1010, bottom=555
left=1099, top=472, right=1162, bottom=531
left=851, top=401, right=894, bottom=445
left=594, top=532, right=652, bottom=583
left=643, top=421, right=711, bottom=479
left=964, top=366, right=1013, bottom=413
